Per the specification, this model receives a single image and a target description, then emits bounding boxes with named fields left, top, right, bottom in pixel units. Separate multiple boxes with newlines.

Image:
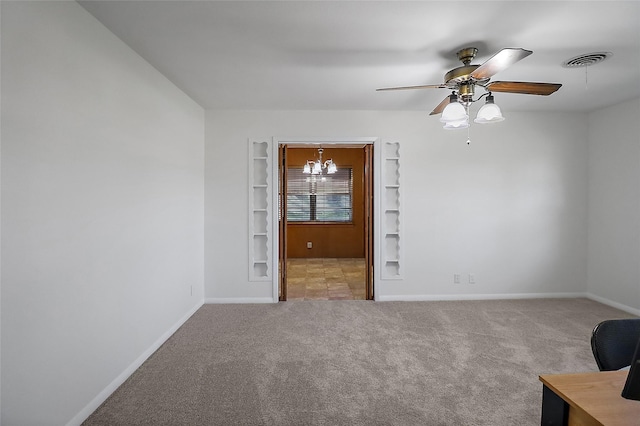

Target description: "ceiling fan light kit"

left=439, top=94, right=468, bottom=123
left=378, top=46, right=562, bottom=137
left=443, top=119, right=470, bottom=130
left=474, top=94, right=505, bottom=124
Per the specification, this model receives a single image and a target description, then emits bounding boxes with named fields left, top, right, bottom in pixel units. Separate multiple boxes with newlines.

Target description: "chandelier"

left=303, top=148, right=337, bottom=175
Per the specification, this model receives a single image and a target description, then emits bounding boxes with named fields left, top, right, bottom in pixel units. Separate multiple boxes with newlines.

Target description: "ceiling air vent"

left=562, top=52, right=612, bottom=68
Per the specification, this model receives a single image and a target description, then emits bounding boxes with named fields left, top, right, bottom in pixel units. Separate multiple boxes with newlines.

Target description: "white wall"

left=587, top=97, right=640, bottom=313
left=205, top=110, right=589, bottom=301
left=1, top=2, right=204, bottom=425
left=0, top=1, right=635, bottom=423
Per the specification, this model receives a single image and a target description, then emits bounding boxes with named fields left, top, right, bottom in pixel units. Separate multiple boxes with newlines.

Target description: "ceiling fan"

left=377, top=47, right=562, bottom=123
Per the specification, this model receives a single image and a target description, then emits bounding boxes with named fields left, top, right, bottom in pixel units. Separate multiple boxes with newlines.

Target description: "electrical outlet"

left=307, top=241, right=313, bottom=249
left=454, top=274, right=460, bottom=284
left=469, top=274, right=475, bottom=284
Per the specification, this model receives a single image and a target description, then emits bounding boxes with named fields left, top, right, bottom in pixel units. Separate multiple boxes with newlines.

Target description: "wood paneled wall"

left=287, top=147, right=365, bottom=258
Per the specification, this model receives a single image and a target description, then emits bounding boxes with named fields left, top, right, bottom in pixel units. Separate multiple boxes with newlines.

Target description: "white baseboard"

left=377, top=292, right=588, bottom=302
left=66, top=301, right=204, bottom=426
left=205, top=297, right=275, bottom=304
left=586, top=293, right=640, bottom=316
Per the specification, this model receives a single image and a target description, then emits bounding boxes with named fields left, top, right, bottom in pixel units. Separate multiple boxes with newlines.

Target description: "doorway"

left=278, top=144, right=374, bottom=301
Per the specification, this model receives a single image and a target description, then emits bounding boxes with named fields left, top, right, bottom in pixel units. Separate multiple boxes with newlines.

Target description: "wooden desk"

left=539, top=371, right=640, bottom=425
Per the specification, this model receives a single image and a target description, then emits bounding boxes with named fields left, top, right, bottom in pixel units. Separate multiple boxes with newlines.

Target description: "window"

left=287, top=167, right=353, bottom=222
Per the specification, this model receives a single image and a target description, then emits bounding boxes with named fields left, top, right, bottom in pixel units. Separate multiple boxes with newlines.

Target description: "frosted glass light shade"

left=440, top=101, right=468, bottom=123
left=443, top=118, right=469, bottom=130
left=327, top=161, right=337, bottom=174
left=474, top=103, right=505, bottom=123
left=312, top=161, right=322, bottom=174
left=303, top=163, right=311, bottom=174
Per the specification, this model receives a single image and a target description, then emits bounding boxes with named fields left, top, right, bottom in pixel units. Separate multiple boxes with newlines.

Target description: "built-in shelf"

left=248, top=140, right=271, bottom=282
left=382, top=142, right=402, bottom=279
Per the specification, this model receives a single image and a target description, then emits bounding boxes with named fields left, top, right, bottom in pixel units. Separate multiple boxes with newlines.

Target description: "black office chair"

left=591, top=318, right=640, bottom=371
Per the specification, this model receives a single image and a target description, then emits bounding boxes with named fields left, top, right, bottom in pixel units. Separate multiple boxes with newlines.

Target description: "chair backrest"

left=591, top=318, right=640, bottom=371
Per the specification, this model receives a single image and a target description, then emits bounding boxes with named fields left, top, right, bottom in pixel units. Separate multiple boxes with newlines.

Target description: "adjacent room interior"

left=283, top=146, right=371, bottom=301
left=1, top=1, right=639, bottom=425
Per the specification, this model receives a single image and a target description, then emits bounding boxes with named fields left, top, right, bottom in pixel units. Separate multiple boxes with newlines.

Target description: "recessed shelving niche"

left=382, top=142, right=402, bottom=279
left=248, top=140, right=271, bottom=281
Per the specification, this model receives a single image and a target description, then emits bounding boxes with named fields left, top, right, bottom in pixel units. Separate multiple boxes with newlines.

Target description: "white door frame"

left=271, top=137, right=381, bottom=302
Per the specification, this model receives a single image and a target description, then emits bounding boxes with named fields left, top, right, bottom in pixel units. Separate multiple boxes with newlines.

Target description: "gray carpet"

left=83, top=298, right=636, bottom=425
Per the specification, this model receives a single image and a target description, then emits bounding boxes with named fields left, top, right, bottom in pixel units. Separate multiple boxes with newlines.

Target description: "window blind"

left=286, top=167, right=353, bottom=222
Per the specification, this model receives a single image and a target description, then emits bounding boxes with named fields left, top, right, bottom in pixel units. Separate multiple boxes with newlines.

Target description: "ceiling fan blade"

left=486, top=81, right=562, bottom=95
left=376, top=84, right=447, bottom=91
left=470, top=48, right=533, bottom=80
left=429, top=95, right=451, bottom=115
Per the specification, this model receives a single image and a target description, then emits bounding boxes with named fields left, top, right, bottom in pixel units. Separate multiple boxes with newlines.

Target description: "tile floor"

left=286, top=258, right=367, bottom=301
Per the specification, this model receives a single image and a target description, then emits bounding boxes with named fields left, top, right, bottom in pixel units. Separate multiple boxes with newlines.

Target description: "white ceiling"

left=79, top=1, right=640, bottom=113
